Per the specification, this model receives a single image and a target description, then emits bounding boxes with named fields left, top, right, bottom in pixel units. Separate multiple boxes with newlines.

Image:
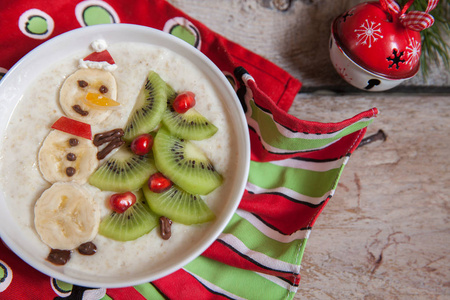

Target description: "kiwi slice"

left=153, top=127, right=223, bottom=195
left=123, top=71, right=167, bottom=142
left=161, top=85, right=218, bottom=140
left=143, top=183, right=215, bottom=225
left=89, top=147, right=157, bottom=192
left=99, top=191, right=158, bottom=241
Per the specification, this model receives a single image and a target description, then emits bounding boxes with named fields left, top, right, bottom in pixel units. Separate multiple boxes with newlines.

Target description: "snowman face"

left=38, top=130, right=98, bottom=184
left=60, top=68, right=118, bottom=125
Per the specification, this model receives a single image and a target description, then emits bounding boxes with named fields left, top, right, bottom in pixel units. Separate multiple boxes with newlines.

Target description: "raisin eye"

left=99, top=85, right=108, bottom=94
left=69, top=138, right=79, bottom=146
left=77, top=80, right=88, bottom=88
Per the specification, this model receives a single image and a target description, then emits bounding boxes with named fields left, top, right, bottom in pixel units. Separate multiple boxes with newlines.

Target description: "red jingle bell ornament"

left=330, top=0, right=439, bottom=91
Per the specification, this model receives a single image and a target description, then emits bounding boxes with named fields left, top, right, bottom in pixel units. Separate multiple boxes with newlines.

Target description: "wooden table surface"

left=168, top=1, right=450, bottom=299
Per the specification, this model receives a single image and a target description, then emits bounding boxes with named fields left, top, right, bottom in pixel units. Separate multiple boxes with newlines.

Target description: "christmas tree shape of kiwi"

left=90, top=70, right=222, bottom=241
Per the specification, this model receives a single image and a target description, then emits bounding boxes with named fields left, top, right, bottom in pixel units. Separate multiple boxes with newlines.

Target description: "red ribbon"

left=379, top=0, right=439, bottom=31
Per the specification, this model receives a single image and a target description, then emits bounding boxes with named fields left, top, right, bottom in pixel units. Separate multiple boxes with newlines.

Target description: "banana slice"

left=60, top=68, right=118, bottom=125
left=38, top=130, right=98, bottom=184
left=34, top=182, right=100, bottom=250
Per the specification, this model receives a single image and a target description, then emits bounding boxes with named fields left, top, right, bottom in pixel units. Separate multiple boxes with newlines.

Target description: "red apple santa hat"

left=79, top=39, right=117, bottom=72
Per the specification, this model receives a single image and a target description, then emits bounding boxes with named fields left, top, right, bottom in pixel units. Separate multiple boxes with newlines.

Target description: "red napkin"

left=0, top=0, right=378, bottom=299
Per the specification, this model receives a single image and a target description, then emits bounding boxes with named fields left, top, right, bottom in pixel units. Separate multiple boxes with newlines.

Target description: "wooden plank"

left=291, top=94, right=450, bottom=299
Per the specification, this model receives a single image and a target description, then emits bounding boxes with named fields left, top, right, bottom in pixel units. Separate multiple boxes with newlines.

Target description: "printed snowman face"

left=60, top=68, right=118, bottom=125
left=38, top=129, right=98, bottom=184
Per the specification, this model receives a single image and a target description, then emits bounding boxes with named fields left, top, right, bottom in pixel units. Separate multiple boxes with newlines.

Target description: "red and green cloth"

left=0, top=0, right=378, bottom=299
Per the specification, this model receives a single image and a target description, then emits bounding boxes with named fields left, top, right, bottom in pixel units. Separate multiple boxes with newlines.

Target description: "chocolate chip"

left=99, top=85, right=108, bottom=94
left=96, top=138, right=124, bottom=160
left=66, top=167, right=76, bottom=177
left=77, top=80, right=88, bottom=88
left=72, top=105, right=89, bottom=116
left=93, top=128, right=124, bottom=146
left=69, top=138, right=79, bottom=146
left=66, top=153, right=76, bottom=161
left=77, top=242, right=97, bottom=255
left=47, top=249, right=71, bottom=265
left=159, top=216, right=172, bottom=240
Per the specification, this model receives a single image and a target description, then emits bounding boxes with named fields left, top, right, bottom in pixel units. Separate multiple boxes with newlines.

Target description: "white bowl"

left=0, top=24, right=250, bottom=288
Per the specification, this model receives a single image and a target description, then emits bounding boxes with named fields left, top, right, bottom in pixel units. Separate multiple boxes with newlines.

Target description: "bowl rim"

left=331, top=16, right=419, bottom=81
left=0, top=23, right=250, bottom=288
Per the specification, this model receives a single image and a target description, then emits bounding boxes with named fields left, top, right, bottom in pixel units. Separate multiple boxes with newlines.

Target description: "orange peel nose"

left=84, top=92, right=120, bottom=109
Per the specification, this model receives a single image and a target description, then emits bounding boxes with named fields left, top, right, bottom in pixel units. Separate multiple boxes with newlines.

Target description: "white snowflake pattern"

left=405, top=38, right=421, bottom=69
left=354, top=19, right=383, bottom=48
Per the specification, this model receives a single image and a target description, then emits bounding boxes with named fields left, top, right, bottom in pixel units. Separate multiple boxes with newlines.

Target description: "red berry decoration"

left=130, top=134, right=153, bottom=155
left=148, top=172, right=172, bottom=193
left=109, top=191, right=136, bottom=213
left=172, top=91, right=196, bottom=114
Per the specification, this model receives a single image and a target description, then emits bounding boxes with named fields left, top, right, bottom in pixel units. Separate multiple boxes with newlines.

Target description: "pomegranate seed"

left=109, top=191, right=136, bottom=213
left=172, top=91, right=196, bottom=114
left=130, top=134, right=154, bottom=155
left=148, top=172, right=172, bottom=193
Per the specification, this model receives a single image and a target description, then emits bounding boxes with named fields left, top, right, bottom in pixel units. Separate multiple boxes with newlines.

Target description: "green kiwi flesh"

left=153, top=127, right=223, bottom=195
left=123, top=71, right=167, bottom=142
left=162, top=85, right=218, bottom=140
left=89, top=147, right=157, bottom=192
left=99, top=191, right=158, bottom=241
left=143, top=183, right=215, bottom=225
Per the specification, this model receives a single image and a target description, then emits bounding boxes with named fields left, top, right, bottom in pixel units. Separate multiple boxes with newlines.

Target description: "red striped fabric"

left=238, top=192, right=327, bottom=234
left=400, top=10, right=435, bottom=31
left=202, top=241, right=301, bottom=283
left=153, top=269, right=232, bottom=300
left=106, top=287, right=148, bottom=300
left=425, top=0, right=439, bottom=12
